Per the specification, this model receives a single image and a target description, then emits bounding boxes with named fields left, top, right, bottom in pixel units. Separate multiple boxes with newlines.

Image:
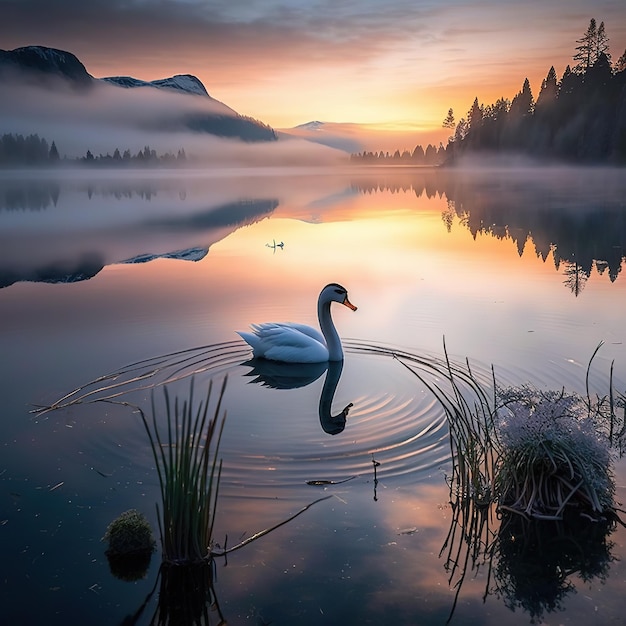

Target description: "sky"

left=2, top=0, right=626, bottom=140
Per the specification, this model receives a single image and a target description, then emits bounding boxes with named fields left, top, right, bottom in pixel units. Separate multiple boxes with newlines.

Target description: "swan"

left=237, top=283, right=357, bottom=363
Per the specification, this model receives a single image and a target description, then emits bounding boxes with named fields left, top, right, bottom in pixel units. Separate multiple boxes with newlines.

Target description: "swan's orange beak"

left=343, top=297, right=357, bottom=311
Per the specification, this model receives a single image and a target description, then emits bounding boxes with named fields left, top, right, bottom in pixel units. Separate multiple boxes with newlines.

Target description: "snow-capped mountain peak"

left=102, top=73, right=210, bottom=97
left=294, top=121, right=326, bottom=131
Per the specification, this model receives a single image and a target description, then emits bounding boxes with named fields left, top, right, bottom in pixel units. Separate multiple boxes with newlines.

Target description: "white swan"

left=237, top=283, right=357, bottom=363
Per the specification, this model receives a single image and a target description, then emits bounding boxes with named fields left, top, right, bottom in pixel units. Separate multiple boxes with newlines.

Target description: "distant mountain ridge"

left=0, top=45, right=277, bottom=142
left=280, top=120, right=365, bottom=153
left=295, top=121, right=325, bottom=131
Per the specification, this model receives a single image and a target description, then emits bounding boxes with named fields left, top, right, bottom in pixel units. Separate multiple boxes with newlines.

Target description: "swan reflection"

left=241, top=358, right=353, bottom=435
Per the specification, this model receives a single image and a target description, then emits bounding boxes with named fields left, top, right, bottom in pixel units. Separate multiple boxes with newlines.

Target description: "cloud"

left=0, top=0, right=433, bottom=72
left=3, top=0, right=626, bottom=130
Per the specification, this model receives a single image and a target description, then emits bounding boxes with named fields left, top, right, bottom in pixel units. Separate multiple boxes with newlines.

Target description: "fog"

left=0, top=77, right=346, bottom=166
left=280, top=121, right=450, bottom=154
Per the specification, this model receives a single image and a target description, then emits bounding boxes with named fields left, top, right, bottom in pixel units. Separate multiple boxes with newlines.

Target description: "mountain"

left=102, top=74, right=213, bottom=98
left=0, top=45, right=277, bottom=142
left=0, top=45, right=92, bottom=87
left=279, top=121, right=364, bottom=153
left=121, top=247, right=209, bottom=264
left=295, top=121, right=326, bottom=131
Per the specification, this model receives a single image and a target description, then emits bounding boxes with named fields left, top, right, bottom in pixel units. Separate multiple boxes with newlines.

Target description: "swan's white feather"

left=237, top=322, right=329, bottom=363
left=237, top=283, right=355, bottom=363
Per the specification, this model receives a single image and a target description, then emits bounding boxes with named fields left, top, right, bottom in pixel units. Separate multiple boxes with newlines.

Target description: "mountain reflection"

left=3, top=168, right=625, bottom=293
left=0, top=188, right=278, bottom=288
left=352, top=168, right=626, bottom=290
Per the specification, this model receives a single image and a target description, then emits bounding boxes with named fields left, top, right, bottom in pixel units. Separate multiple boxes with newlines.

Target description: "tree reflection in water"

left=352, top=169, right=626, bottom=292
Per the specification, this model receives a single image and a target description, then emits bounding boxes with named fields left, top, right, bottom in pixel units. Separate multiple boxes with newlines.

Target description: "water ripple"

left=41, top=337, right=607, bottom=497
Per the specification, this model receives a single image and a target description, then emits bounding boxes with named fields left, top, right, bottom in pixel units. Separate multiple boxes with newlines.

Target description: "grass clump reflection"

left=493, top=510, right=614, bottom=623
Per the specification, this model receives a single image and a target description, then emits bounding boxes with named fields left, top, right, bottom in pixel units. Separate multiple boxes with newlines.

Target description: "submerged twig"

left=212, top=495, right=333, bottom=556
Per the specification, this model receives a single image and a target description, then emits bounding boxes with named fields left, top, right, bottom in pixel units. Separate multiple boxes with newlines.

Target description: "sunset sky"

left=3, top=0, right=626, bottom=138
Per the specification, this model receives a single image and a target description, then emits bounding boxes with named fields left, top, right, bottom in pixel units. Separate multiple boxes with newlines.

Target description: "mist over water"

left=0, top=78, right=346, bottom=164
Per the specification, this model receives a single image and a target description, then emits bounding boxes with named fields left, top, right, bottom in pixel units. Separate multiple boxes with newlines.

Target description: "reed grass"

left=137, top=375, right=332, bottom=565
left=138, top=377, right=227, bottom=565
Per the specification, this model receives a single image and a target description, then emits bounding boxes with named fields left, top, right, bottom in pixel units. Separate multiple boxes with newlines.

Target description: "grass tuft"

left=138, top=377, right=227, bottom=565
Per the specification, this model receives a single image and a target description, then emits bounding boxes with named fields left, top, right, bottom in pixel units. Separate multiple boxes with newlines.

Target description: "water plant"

left=103, top=509, right=156, bottom=581
left=139, top=377, right=227, bottom=565
left=392, top=340, right=619, bottom=522
left=495, top=385, right=614, bottom=519
left=383, top=339, right=623, bottom=623
left=103, top=508, right=156, bottom=556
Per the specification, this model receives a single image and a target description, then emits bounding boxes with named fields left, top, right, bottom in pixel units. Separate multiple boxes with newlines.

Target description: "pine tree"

left=424, top=144, right=438, bottom=164
left=535, top=66, right=558, bottom=111
left=615, top=49, right=626, bottom=73
left=454, top=118, right=468, bottom=142
left=412, top=144, right=425, bottom=163
left=467, top=98, right=483, bottom=128
left=442, top=108, right=455, bottom=129
left=49, top=141, right=60, bottom=161
left=573, top=18, right=597, bottom=74
left=509, top=78, right=534, bottom=118
left=595, top=21, right=611, bottom=64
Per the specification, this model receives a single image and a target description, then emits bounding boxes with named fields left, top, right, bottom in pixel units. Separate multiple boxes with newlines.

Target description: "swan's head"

left=320, top=283, right=357, bottom=311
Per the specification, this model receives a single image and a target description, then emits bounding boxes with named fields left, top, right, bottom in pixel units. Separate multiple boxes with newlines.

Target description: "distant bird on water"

left=266, top=239, right=284, bottom=251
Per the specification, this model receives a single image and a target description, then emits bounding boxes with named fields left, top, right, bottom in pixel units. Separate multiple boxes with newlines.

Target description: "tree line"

left=353, top=18, right=626, bottom=166
left=0, top=133, right=60, bottom=165
left=447, top=18, right=626, bottom=163
left=349, top=142, right=446, bottom=165
left=0, top=133, right=188, bottom=167
left=81, top=145, right=187, bottom=165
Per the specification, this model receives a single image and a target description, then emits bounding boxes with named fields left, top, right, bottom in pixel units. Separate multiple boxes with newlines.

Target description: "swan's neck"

left=318, top=298, right=343, bottom=361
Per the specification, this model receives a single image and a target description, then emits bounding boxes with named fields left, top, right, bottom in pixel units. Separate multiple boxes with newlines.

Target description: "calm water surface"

left=1, top=166, right=626, bottom=625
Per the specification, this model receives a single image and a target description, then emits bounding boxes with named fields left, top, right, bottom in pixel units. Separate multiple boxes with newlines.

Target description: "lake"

left=1, top=165, right=625, bottom=625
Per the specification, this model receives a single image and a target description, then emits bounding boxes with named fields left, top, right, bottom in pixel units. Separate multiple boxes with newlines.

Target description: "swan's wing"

left=260, top=322, right=326, bottom=345
left=238, top=323, right=328, bottom=363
